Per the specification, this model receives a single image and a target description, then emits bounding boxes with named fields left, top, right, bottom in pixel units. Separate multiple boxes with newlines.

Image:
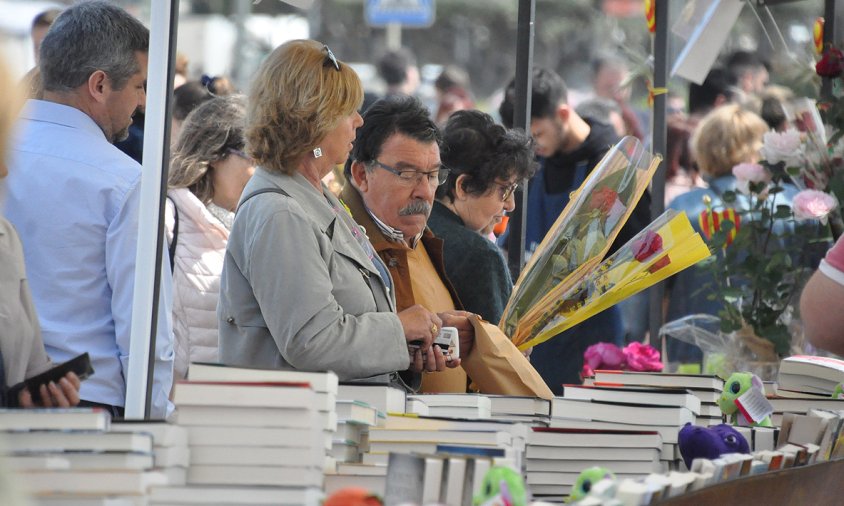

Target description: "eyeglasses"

left=323, top=45, right=340, bottom=72
left=372, top=160, right=450, bottom=187
left=497, top=182, right=520, bottom=201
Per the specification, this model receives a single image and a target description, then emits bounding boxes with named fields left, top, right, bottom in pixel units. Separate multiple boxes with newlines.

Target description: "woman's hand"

left=398, top=304, right=442, bottom=351
left=18, top=372, right=81, bottom=408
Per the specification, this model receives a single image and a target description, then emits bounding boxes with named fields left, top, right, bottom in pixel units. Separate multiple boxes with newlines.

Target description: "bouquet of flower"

left=511, top=209, right=710, bottom=350
left=698, top=129, right=835, bottom=357
left=499, top=137, right=659, bottom=340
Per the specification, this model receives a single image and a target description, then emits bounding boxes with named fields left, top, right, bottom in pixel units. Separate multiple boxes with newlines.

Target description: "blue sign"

left=365, top=0, right=436, bottom=28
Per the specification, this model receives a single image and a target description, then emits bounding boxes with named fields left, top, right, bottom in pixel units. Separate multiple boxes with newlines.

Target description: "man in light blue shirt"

left=3, top=2, right=174, bottom=418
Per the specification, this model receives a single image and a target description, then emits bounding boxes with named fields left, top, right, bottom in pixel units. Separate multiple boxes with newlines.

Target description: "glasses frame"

left=372, top=160, right=450, bottom=187
left=497, top=181, right=520, bottom=202
left=323, top=45, right=340, bottom=72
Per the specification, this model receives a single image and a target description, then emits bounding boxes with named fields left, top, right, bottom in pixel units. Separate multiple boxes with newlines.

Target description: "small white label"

left=735, top=387, right=774, bottom=424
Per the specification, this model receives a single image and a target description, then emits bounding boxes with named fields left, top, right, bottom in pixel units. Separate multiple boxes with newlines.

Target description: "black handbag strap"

left=167, top=196, right=179, bottom=273
left=238, top=187, right=292, bottom=211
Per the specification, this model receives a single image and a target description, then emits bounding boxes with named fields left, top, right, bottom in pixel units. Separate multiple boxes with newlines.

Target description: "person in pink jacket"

left=166, top=96, right=254, bottom=382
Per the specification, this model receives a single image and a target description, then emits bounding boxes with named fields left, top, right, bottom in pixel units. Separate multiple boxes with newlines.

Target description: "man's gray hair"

left=40, top=1, right=149, bottom=93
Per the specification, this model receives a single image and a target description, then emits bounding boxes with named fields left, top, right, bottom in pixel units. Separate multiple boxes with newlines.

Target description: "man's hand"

left=18, top=372, right=81, bottom=408
left=398, top=304, right=443, bottom=352
left=438, top=310, right=475, bottom=358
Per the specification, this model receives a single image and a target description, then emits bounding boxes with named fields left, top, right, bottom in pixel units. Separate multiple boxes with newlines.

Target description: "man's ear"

left=556, top=103, right=570, bottom=123
left=350, top=160, right=369, bottom=192
left=87, top=70, right=109, bottom=104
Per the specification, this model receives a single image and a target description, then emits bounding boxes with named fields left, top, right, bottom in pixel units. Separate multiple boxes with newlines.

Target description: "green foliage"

left=700, top=172, right=822, bottom=357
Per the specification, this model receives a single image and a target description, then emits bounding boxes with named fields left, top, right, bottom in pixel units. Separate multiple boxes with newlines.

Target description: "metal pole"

left=822, top=0, right=842, bottom=100
left=125, top=0, right=179, bottom=420
left=386, top=22, right=402, bottom=50
left=648, top=0, right=668, bottom=344
left=506, top=0, right=535, bottom=279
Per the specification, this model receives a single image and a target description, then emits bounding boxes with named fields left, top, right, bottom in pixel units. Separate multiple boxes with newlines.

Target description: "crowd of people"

left=2, top=1, right=843, bottom=416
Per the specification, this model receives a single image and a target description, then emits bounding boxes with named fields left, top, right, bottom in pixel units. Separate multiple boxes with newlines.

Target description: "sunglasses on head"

left=323, top=45, right=340, bottom=72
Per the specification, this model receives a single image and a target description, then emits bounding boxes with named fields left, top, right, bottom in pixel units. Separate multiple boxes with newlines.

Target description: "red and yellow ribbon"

left=645, top=0, right=656, bottom=34
left=815, top=17, right=825, bottom=55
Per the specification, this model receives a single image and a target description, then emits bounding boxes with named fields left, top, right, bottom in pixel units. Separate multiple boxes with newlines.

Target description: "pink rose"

left=793, top=189, right=838, bottom=224
left=623, top=342, right=663, bottom=372
left=732, top=163, right=771, bottom=195
left=583, top=342, right=625, bottom=371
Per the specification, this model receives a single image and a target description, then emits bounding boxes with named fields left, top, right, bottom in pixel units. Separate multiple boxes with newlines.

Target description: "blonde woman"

left=218, top=40, right=458, bottom=388
left=166, top=96, right=254, bottom=381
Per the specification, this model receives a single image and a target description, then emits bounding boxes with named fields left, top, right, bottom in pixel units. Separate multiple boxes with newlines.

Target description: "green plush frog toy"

left=833, top=383, right=844, bottom=399
left=568, top=466, right=616, bottom=502
left=718, top=371, right=773, bottom=427
left=473, top=466, right=527, bottom=506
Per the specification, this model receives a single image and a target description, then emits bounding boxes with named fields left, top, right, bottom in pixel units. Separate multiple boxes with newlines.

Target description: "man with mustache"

left=342, top=96, right=473, bottom=393
left=3, top=2, right=174, bottom=417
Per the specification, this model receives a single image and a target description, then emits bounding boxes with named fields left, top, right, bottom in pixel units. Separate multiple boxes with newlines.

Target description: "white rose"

left=760, top=129, right=804, bottom=168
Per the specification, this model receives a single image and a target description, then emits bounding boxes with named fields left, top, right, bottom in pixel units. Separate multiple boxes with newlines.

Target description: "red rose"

left=631, top=230, right=663, bottom=262
left=816, top=46, right=844, bottom=78
left=588, top=187, right=619, bottom=215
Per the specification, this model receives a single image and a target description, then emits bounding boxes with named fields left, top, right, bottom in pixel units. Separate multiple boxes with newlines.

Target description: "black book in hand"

left=7, top=352, right=94, bottom=404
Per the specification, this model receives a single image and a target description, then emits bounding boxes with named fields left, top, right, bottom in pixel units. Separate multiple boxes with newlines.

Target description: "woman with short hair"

left=429, top=110, right=537, bottom=323
left=166, top=95, right=253, bottom=381
left=218, top=40, right=457, bottom=386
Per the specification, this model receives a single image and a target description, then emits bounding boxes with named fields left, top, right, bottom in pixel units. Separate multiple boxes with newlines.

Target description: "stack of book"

left=337, top=383, right=407, bottom=417
left=148, top=366, right=332, bottom=505
left=1, top=408, right=173, bottom=502
left=552, top=383, right=697, bottom=467
left=110, top=420, right=189, bottom=486
left=407, top=393, right=491, bottom=419
left=777, top=355, right=844, bottom=396
left=187, top=363, right=338, bottom=471
left=486, top=395, right=551, bottom=426
left=591, top=370, right=725, bottom=425
left=766, top=390, right=844, bottom=426
left=525, top=427, right=663, bottom=501
left=326, top=412, right=527, bottom=496
left=331, top=400, right=380, bottom=464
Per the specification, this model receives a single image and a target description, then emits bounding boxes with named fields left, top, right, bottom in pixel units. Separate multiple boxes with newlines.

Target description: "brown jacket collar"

left=340, top=183, right=463, bottom=311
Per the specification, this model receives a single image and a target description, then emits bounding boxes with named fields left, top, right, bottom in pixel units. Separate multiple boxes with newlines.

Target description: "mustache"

left=398, top=200, right=431, bottom=217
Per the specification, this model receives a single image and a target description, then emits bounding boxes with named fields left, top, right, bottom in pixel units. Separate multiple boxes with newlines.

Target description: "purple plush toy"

left=677, top=422, right=750, bottom=469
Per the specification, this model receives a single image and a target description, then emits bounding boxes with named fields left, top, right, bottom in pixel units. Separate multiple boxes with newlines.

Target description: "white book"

left=528, top=429, right=662, bottom=449
left=8, top=453, right=153, bottom=471
left=422, top=456, right=444, bottom=504
left=175, top=405, right=332, bottom=431
left=409, top=393, right=491, bottom=408
left=406, top=398, right=429, bottom=416
left=0, top=408, right=109, bottom=432
left=562, top=385, right=701, bottom=415
left=110, top=421, right=187, bottom=448
left=485, top=395, right=551, bottom=416
left=425, top=406, right=492, bottom=419
left=549, top=417, right=682, bottom=444
left=443, top=457, right=467, bottom=506
left=329, top=440, right=359, bottom=463
left=334, top=462, right=388, bottom=476
left=368, top=428, right=511, bottom=447
left=188, top=362, right=339, bottom=394
left=335, top=400, right=379, bottom=426
left=186, top=426, right=323, bottom=449
left=337, top=384, right=406, bottom=415
left=33, top=497, right=143, bottom=506
left=593, top=370, right=724, bottom=390
left=324, top=474, right=385, bottom=496
left=154, top=445, right=190, bottom=468
left=526, top=445, right=660, bottom=462
left=173, top=381, right=317, bottom=410
left=526, top=458, right=661, bottom=474
left=551, top=397, right=695, bottom=426
left=7, top=432, right=152, bottom=454
left=20, top=470, right=169, bottom=495
left=186, top=465, right=323, bottom=487
left=149, top=485, right=323, bottom=505
left=333, top=422, right=365, bottom=443
left=189, top=445, right=322, bottom=467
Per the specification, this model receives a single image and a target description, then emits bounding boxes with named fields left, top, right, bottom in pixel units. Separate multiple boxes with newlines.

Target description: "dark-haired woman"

left=428, top=110, right=537, bottom=323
